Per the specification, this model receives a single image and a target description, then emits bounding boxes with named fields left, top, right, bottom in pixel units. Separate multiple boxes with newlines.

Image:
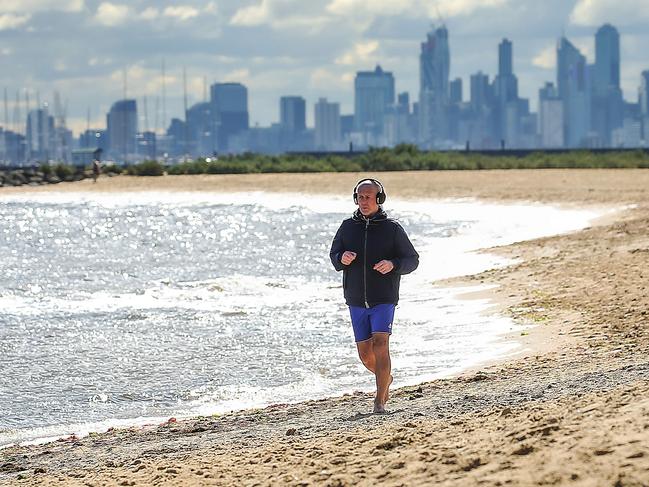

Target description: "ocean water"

left=0, top=191, right=603, bottom=447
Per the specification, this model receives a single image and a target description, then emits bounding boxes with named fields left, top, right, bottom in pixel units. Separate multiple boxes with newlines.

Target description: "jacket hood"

left=352, top=207, right=388, bottom=223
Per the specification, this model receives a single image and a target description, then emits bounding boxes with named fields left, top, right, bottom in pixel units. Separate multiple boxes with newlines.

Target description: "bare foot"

left=373, top=399, right=386, bottom=414
left=382, top=375, right=394, bottom=404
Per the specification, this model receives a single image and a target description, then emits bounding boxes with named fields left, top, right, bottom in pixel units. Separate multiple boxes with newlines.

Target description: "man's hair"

left=356, top=179, right=381, bottom=193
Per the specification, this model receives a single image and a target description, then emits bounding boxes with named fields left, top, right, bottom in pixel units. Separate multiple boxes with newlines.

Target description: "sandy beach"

left=1, top=169, right=648, bottom=486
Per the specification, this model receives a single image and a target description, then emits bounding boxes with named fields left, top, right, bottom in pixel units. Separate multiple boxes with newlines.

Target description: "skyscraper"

left=557, top=37, right=590, bottom=147
left=354, top=65, right=395, bottom=138
left=594, top=24, right=620, bottom=94
left=470, top=72, right=491, bottom=112
left=26, top=106, right=54, bottom=162
left=640, top=70, right=649, bottom=117
left=279, top=96, right=306, bottom=133
left=419, top=25, right=450, bottom=147
left=494, top=39, right=519, bottom=146
left=593, top=24, right=623, bottom=145
left=210, top=82, right=249, bottom=153
left=539, top=82, right=564, bottom=148
left=186, top=101, right=215, bottom=156
left=106, top=99, right=137, bottom=161
left=499, top=38, right=513, bottom=77
left=465, top=72, right=494, bottom=148
left=449, top=78, right=463, bottom=104
left=314, top=98, right=340, bottom=150
left=640, top=70, right=649, bottom=142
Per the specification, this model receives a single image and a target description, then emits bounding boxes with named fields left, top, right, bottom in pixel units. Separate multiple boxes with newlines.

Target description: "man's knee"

left=357, top=341, right=373, bottom=363
left=372, top=334, right=390, bottom=353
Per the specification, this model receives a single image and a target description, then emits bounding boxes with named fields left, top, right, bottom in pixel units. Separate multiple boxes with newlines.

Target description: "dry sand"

left=1, top=169, right=648, bottom=486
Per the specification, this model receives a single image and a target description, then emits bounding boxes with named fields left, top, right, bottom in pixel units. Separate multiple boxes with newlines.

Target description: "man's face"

left=357, top=184, right=380, bottom=216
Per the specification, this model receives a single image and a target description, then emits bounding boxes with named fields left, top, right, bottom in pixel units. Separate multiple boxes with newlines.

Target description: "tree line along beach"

left=0, top=168, right=648, bottom=486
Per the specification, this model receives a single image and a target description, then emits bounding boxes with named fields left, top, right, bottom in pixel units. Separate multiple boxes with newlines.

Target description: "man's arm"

left=329, top=223, right=346, bottom=272
left=391, top=223, right=419, bottom=275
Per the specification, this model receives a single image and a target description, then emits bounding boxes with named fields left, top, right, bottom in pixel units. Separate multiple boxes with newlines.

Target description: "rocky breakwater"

left=0, top=167, right=95, bottom=187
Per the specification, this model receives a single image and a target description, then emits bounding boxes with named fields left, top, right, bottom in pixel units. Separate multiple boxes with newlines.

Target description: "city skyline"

left=1, top=0, right=649, bottom=135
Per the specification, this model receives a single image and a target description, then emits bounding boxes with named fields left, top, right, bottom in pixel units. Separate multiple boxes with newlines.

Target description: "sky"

left=1, top=0, right=648, bottom=136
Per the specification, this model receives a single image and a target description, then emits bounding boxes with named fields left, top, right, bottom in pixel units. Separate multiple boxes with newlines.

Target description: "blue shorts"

left=349, top=304, right=395, bottom=342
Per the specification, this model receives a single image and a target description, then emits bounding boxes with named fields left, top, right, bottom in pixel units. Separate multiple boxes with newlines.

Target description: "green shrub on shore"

left=158, top=150, right=649, bottom=175
left=39, top=163, right=53, bottom=176
left=126, top=160, right=165, bottom=176
left=53, top=163, right=75, bottom=179
left=102, top=164, right=123, bottom=174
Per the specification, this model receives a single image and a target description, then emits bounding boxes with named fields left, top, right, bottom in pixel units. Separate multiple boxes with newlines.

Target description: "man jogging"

left=330, top=179, right=419, bottom=413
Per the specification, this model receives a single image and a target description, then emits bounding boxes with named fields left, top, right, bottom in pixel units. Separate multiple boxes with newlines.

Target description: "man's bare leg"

left=371, top=333, right=391, bottom=413
left=357, top=338, right=393, bottom=407
left=356, top=339, right=376, bottom=373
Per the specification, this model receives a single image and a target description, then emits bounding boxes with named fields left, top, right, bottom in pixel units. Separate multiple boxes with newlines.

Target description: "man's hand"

left=341, top=251, right=357, bottom=265
left=373, top=260, right=394, bottom=274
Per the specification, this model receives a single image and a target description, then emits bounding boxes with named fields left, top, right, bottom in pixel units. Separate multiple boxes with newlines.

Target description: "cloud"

left=94, top=3, right=131, bottom=27
left=139, top=7, right=159, bottom=21
left=230, top=0, right=329, bottom=31
left=570, top=0, right=649, bottom=26
left=326, top=0, right=413, bottom=16
left=309, top=67, right=352, bottom=93
left=0, top=13, right=31, bottom=31
left=432, top=0, right=509, bottom=17
left=163, top=6, right=200, bottom=21
left=532, top=45, right=555, bottom=69
left=204, top=2, right=218, bottom=15
left=109, top=64, right=179, bottom=97
left=223, top=68, right=251, bottom=83
left=326, top=0, right=509, bottom=19
left=230, top=1, right=270, bottom=26
left=335, top=40, right=380, bottom=66
left=2, top=0, right=84, bottom=14
left=94, top=3, right=215, bottom=29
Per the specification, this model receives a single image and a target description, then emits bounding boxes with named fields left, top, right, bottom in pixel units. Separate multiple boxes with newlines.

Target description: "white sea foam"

left=0, top=190, right=614, bottom=448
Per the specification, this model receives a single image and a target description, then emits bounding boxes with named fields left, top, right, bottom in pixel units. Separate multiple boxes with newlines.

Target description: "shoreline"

left=1, top=170, right=648, bottom=485
left=0, top=187, right=591, bottom=450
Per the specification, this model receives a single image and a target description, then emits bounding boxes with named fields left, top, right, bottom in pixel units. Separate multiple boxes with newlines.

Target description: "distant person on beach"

left=330, top=179, right=419, bottom=413
left=92, top=159, right=101, bottom=183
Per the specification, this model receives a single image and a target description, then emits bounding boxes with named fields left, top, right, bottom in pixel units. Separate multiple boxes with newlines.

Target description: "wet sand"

left=1, top=169, right=648, bottom=486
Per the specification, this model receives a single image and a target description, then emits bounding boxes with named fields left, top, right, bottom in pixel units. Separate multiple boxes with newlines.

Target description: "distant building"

left=51, top=126, right=73, bottom=163
left=340, top=114, right=354, bottom=145
left=449, top=78, right=463, bottom=104
left=314, top=98, right=340, bottom=151
left=592, top=24, right=623, bottom=145
left=467, top=72, right=494, bottom=148
left=230, top=124, right=283, bottom=154
left=397, top=92, right=410, bottom=114
left=1, top=129, right=25, bottom=165
left=166, top=117, right=186, bottom=157
left=557, top=37, right=590, bottom=147
left=539, top=82, right=564, bottom=148
left=419, top=25, right=450, bottom=148
left=136, top=131, right=156, bottom=159
left=79, top=129, right=109, bottom=153
left=354, top=65, right=395, bottom=145
left=107, top=99, right=137, bottom=162
left=26, top=106, right=54, bottom=162
left=210, top=82, right=249, bottom=153
left=470, top=72, right=491, bottom=114
left=279, top=96, right=306, bottom=133
left=640, top=70, right=649, bottom=117
left=186, top=102, right=215, bottom=157
left=494, top=38, right=519, bottom=146
left=612, top=118, right=642, bottom=147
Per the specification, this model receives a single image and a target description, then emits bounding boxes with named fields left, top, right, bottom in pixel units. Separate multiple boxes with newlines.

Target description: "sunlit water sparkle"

left=0, top=191, right=605, bottom=447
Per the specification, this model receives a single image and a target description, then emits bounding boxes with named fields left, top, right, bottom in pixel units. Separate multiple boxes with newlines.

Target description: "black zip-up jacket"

left=330, top=208, right=419, bottom=307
